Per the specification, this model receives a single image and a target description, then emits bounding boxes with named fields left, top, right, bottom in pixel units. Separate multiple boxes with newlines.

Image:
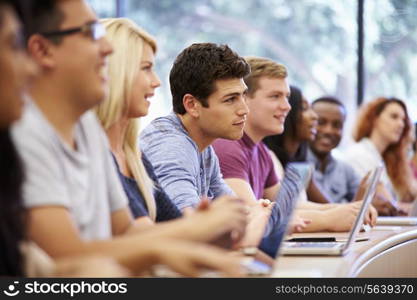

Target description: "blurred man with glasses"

left=26, top=2, right=112, bottom=118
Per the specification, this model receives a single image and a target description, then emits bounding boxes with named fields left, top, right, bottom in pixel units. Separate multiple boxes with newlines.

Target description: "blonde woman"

left=96, top=18, right=163, bottom=224
left=95, top=18, right=254, bottom=251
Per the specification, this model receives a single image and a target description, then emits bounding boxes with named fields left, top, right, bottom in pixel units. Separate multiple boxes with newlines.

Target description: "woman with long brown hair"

left=345, top=97, right=417, bottom=208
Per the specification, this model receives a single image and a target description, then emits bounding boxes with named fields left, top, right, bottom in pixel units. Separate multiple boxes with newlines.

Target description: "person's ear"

left=183, top=94, right=201, bottom=118
left=27, top=34, right=56, bottom=70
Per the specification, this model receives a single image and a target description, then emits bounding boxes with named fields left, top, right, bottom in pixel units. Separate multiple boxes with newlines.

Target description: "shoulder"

left=12, top=102, right=53, bottom=147
left=140, top=115, right=198, bottom=155
left=80, top=111, right=105, bottom=133
left=259, top=142, right=274, bottom=160
left=345, top=139, right=371, bottom=154
left=141, top=114, right=184, bottom=140
left=213, top=138, right=246, bottom=160
left=342, top=141, right=368, bottom=161
left=334, top=157, right=359, bottom=176
left=213, top=138, right=242, bottom=150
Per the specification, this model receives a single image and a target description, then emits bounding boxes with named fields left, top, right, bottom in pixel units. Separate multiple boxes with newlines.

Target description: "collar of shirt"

left=241, top=131, right=257, bottom=150
left=306, top=147, right=336, bottom=175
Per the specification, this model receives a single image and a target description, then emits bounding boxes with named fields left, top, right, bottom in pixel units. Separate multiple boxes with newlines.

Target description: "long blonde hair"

left=96, top=18, right=157, bottom=220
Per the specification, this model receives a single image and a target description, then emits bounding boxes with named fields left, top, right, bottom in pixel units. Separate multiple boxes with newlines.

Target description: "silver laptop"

left=279, top=165, right=383, bottom=256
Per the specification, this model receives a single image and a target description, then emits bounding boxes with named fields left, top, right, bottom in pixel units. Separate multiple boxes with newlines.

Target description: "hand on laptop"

left=369, top=183, right=409, bottom=216
left=184, top=195, right=247, bottom=247
left=372, top=193, right=407, bottom=216
left=150, top=239, right=245, bottom=277
left=363, top=204, right=378, bottom=227
left=326, top=202, right=362, bottom=232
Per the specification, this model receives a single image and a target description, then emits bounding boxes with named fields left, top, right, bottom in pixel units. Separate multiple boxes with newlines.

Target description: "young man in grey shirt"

left=140, top=43, right=249, bottom=211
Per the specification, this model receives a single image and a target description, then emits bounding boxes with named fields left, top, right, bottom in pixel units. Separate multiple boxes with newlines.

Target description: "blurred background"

left=87, top=0, right=417, bottom=149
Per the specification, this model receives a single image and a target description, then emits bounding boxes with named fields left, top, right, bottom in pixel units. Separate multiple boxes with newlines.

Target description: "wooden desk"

left=271, top=226, right=417, bottom=277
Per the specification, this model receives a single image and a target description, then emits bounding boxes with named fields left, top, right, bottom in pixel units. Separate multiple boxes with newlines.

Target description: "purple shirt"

left=213, top=133, right=278, bottom=199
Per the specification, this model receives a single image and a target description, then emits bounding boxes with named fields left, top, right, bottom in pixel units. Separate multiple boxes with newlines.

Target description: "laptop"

left=278, top=165, right=383, bottom=256
left=242, top=162, right=313, bottom=275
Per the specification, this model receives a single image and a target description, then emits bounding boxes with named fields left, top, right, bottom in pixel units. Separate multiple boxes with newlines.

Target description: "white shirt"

left=342, top=138, right=396, bottom=199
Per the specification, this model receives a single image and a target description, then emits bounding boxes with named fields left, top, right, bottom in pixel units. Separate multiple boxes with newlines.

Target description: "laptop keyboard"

left=285, top=242, right=343, bottom=248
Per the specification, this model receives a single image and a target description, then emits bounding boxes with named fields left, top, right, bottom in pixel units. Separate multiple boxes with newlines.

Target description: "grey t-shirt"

left=11, top=101, right=128, bottom=241
left=139, top=112, right=233, bottom=210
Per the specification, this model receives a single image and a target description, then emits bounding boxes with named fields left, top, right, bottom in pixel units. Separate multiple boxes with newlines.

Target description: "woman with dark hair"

left=0, top=0, right=37, bottom=276
left=264, top=86, right=331, bottom=203
left=263, top=86, right=377, bottom=232
left=345, top=97, right=417, bottom=207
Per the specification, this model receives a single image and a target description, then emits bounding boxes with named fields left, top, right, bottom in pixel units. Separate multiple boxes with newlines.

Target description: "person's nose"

left=280, top=97, right=291, bottom=113
left=237, top=96, right=249, bottom=116
left=320, top=122, right=333, bottom=135
left=99, top=36, right=114, bottom=57
left=152, top=72, right=161, bottom=89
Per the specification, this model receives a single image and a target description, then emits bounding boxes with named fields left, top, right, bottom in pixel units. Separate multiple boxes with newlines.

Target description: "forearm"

left=44, top=233, right=161, bottom=274
left=298, top=201, right=337, bottom=210
left=127, top=216, right=209, bottom=243
left=294, top=209, right=330, bottom=232
left=307, top=180, right=330, bottom=204
left=235, top=214, right=268, bottom=248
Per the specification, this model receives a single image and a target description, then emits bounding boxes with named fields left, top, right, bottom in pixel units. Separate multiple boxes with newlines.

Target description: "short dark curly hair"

left=169, top=43, right=250, bottom=115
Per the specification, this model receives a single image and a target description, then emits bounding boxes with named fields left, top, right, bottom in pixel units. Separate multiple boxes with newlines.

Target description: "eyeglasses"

left=40, top=21, right=106, bottom=41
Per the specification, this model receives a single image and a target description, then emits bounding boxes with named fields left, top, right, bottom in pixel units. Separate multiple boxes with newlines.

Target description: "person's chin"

left=309, top=133, right=317, bottom=142
left=138, top=108, right=149, bottom=118
left=89, top=88, right=107, bottom=108
left=12, top=108, right=23, bottom=123
left=228, top=130, right=244, bottom=140
left=322, top=147, right=332, bottom=154
left=393, top=134, right=402, bottom=143
left=7, top=108, right=22, bottom=126
left=313, top=147, right=330, bottom=156
left=265, top=125, right=283, bottom=136
left=96, top=90, right=106, bottom=102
